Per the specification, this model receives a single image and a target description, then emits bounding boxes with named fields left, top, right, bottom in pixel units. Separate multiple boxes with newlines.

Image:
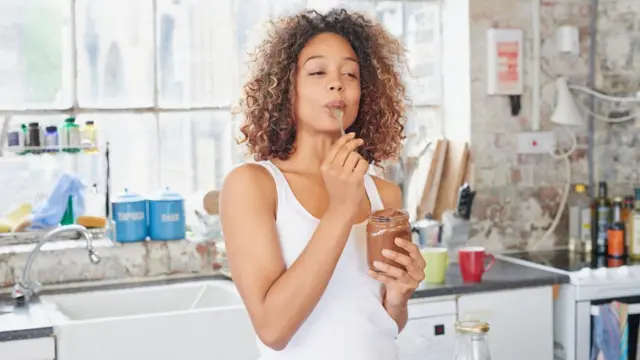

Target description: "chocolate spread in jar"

left=366, top=208, right=411, bottom=272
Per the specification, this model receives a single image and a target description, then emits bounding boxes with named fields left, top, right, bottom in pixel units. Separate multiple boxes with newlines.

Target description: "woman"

left=220, top=8, right=426, bottom=360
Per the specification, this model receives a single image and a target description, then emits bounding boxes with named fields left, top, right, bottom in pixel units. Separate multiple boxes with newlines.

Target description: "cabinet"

left=396, top=297, right=457, bottom=360
left=457, top=286, right=553, bottom=360
left=0, top=337, right=56, bottom=360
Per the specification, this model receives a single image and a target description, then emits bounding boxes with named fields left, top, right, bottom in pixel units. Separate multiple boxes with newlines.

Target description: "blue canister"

left=111, top=189, right=148, bottom=242
left=148, top=187, right=186, bottom=241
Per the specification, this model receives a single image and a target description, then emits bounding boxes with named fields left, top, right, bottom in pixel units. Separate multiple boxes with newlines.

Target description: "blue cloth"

left=29, top=174, right=86, bottom=230
left=591, top=301, right=628, bottom=360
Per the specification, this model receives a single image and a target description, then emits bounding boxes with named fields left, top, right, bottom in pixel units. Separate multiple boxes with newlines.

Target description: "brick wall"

left=468, top=0, right=640, bottom=251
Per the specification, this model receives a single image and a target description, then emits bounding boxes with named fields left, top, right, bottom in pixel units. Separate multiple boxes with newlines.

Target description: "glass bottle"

left=591, top=181, right=611, bottom=255
left=27, top=122, right=42, bottom=154
left=607, top=197, right=625, bottom=259
left=81, top=120, right=98, bottom=154
left=623, top=195, right=634, bottom=254
left=629, top=189, right=640, bottom=260
left=568, top=183, right=591, bottom=253
left=44, top=126, right=59, bottom=153
left=61, top=117, right=81, bottom=153
left=19, top=123, right=28, bottom=155
left=453, top=320, right=491, bottom=360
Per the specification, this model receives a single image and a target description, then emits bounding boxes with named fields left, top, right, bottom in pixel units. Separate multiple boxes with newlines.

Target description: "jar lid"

left=369, top=208, right=408, bottom=222
left=64, top=117, right=76, bottom=123
left=45, top=126, right=57, bottom=132
left=150, top=187, right=183, bottom=201
left=28, top=122, right=39, bottom=127
left=112, top=188, right=145, bottom=203
left=455, top=320, right=490, bottom=334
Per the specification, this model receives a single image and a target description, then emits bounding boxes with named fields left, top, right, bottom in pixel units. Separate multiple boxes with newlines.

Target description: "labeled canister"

left=111, top=189, right=148, bottom=242
left=148, top=187, right=186, bottom=241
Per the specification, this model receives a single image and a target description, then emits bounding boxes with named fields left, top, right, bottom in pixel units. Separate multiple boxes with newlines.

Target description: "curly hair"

left=237, top=8, right=408, bottom=165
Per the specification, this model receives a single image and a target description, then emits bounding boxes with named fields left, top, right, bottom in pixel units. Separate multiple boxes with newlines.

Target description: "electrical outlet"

left=516, top=131, right=555, bottom=154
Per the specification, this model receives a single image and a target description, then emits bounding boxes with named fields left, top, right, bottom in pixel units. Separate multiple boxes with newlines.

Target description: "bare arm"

left=373, top=176, right=409, bottom=332
left=220, top=134, right=367, bottom=350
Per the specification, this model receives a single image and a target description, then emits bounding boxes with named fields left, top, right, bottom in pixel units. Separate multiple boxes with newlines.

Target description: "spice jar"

left=366, top=209, right=411, bottom=272
left=44, top=126, right=59, bottom=153
left=453, top=320, right=492, bottom=360
left=28, top=122, right=42, bottom=154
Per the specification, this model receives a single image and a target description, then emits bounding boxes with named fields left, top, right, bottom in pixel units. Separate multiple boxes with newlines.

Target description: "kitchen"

left=0, top=0, right=639, bottom=359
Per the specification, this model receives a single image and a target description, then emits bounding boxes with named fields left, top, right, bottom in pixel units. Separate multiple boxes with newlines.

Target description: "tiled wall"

left=468, top=0, right=640, bottom=252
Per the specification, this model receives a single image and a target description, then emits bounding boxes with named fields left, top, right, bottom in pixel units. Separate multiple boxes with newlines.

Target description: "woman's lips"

left=325, top=99, right=346, bottom=108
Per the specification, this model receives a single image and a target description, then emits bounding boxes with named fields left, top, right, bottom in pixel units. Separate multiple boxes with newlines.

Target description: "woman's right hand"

left=321, top=132, right=369, bottom=219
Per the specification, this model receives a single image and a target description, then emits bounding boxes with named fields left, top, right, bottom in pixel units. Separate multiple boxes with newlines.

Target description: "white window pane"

left=376, top=1, right=403, bottom=37
left=159, top=112, right=233, bottom=197
left=76, top=0, right=154, bottom=108
left=236, top=0, right=271, bottom=83
left=305, top=0, right=341, bottom=13
left=0, top=0, right=72, bottom=110
left=77, top=114, right=159, bottom=198
left=404, top=1, right=441, bottom=105
left=157, top=0, right=235, bottom=108
left=338, top=0, right=377, bottom=14
left=270, top=0, right=306, bottom=18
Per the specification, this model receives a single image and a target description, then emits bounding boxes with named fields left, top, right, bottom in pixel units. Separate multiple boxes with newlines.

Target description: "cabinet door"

left=457, top=286, right=553, bottom=360
left=0, top=337, right=56, bottom=360
left=397, top=315, right=456, bottom=360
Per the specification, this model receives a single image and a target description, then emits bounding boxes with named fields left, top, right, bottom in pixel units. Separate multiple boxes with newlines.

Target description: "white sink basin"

left=40, top=280, right=241, bottom=321
left=41, top=280, right=259, bottom=360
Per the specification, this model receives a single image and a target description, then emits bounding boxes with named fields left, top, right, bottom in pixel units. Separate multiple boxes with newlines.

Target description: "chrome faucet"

left=12, top=225, right=101, bottom=305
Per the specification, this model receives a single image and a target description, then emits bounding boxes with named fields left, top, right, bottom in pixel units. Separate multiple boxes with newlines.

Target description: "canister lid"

left=112, top=188, right=145, bottom=203
left=150, top=187, right=183, bottom=201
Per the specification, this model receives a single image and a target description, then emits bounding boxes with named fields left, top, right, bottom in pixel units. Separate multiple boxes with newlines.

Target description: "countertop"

left=411, top=258, right=570, bottom=299
left=0, top=302, right=54, bottom=341
left=0, top=259, right=568, bottom=342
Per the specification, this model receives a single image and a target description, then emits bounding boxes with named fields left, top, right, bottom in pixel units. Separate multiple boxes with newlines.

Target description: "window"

left=0, top=0, right=442, bottom=220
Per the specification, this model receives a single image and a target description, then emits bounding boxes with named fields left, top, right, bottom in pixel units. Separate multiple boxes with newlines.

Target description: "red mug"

left=458, top=246, right=495, bottom=283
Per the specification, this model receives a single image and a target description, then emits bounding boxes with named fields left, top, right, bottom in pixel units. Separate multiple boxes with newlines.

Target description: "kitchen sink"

left=40, top=280, right=242, bottom=321
left=40, top=280, right=259, bottom=360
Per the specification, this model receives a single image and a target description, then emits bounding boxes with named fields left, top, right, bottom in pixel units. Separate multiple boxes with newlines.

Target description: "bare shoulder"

left=370, top=175, right=403, bottom=209
left=220, top=163, right=276, bottom=205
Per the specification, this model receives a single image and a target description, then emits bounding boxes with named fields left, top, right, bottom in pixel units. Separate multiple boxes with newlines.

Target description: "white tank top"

left=253, top=160, right=399, bottom=360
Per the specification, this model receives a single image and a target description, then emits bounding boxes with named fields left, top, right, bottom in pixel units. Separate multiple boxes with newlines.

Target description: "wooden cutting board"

left=417, top=139, right=448, bottom=219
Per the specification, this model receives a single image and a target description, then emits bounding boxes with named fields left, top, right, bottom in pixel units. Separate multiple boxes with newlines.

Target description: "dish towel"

left=591, top=301, right=628, bottom=360
left=29, top=173, right=86, bottom=230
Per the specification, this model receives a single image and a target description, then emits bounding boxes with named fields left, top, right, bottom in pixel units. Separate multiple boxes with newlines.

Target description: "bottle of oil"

left=629, top=188, right=640, bottom=260
left=607, top=197, right=625, bottom=259
left=592, top=182, right=611, bottom=255
left=623, top=196, right=634, bottom=254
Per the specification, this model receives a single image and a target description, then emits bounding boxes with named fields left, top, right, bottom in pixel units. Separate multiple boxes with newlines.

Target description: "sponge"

left=0, top=203, right=33, bottom=232
left=76, top=216, right=107, bottom=229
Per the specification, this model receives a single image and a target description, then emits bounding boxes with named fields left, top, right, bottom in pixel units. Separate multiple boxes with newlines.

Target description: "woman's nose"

left=327, top=78, right=344, bottom=92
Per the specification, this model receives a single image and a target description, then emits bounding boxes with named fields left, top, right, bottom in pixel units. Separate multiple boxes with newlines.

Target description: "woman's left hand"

left=368, top=237, right=426, bottom=308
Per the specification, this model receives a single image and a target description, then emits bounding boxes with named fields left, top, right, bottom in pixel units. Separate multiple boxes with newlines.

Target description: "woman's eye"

left=344, top=72, right=358, bottom=78
left=309, top=71, right=325, bottom=76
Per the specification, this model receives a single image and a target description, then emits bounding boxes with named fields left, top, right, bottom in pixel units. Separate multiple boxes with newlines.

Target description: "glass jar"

left=366, top=209, right=411, bottom=272
left=453, top=320, right=491, bottom=360
left=44, top=126, right=59, bottom=153
left=81, top=120, right=98, bottom=154
left=61, top=117, right=81, bottom=153
left=27, top=122, right=42, bottom=154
